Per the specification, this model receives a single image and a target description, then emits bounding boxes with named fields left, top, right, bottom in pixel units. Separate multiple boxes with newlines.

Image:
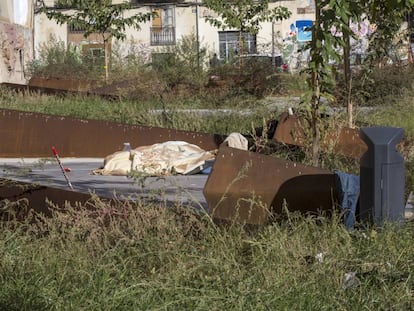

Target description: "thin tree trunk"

left=347, top=81, right=353, bottom=128
left=238, top=31, right=244, bottom=67
left=311, top=69, right=320, bottom=166
left=343, top=27, right=353, bottom=128
left=310, top=3, right=320, bottom=166
left=104, top=37, right=109, bottom=81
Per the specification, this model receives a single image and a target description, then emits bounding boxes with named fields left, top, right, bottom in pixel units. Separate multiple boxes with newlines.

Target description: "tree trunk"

left=311, top=69, right=320, bottom=166
left=343, top=27, right=353, bottom=128
left=104, top=38, right=109, bottom=81
left=238, top=31, right=244, bottom=67
left=310, top=4, right=321, bottom=166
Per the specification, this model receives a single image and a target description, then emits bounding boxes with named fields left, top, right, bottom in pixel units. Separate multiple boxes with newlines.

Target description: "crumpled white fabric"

left=222, top=132, right=249, bottom=150
left=94, top=141, right=215, bottom=176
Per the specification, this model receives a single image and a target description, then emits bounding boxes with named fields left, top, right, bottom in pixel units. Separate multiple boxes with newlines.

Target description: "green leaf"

left=203, top=0, right=291, bottom=35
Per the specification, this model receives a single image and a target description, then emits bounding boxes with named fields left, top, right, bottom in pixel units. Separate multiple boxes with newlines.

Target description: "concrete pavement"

left=0, top=157, right=210, bottom=210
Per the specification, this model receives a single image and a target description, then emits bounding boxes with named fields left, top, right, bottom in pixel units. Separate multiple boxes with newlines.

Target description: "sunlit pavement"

left=0, top=158, right=209, bottom=210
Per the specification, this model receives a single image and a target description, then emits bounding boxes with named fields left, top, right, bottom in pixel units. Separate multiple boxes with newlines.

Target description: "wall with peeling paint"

left=0, top=1, right=34, bottom=85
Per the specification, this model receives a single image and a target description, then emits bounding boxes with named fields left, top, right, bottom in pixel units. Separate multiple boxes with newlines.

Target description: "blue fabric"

left=201, top=160, right=214, bottom=175
left=334, top=171, right=360, bottom=230
left=201, top=166, right=212, bottom=175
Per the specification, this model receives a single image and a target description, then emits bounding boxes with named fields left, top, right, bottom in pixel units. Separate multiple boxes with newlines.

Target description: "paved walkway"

left=0, top=158, right=209, bottom=210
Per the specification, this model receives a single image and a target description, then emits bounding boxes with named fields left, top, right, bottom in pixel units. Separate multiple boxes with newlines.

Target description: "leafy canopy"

left=203, top=0, right=291, bottom=34
left=40, top=0, right=154, bottom=41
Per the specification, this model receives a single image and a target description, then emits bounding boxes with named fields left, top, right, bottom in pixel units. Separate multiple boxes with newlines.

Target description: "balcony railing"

left=150, top=26, right=176, bottom=46
left=68, top=23, right=86, bottom=34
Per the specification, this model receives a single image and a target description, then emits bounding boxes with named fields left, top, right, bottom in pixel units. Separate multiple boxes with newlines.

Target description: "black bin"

left=360, top=127, right=405, bottom=225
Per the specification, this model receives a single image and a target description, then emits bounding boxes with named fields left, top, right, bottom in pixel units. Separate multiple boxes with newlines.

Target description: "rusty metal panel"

left=203, top=145, right=337, bottom=225
left=29, top=77, right=98, bottom=93
left=273, top=112, right=306, bottom=146
left=0, top=178, right=95, bottom=220
left=0, top=109, right=224, bottom=157
left=331, top=127, right=367, bottom=158
left=273, top=112, right=367, bottom=158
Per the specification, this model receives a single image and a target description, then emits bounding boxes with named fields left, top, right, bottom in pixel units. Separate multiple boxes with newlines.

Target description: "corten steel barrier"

left=2, top=82, right=98, bottom=98
left=0, top=109, right=225, bottom=158
left=29, top=77, right=98, bottom=93
left=203, top=145, right=337, bottom=225
left=3, top=79, right=145, bottom=99
left=273, top=112, right=368, bottom=159
left=0, top=178, right=97, bottom=220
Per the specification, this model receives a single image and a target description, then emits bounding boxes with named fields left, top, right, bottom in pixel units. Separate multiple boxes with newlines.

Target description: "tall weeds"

left=1, top=199, right=414, bottom=310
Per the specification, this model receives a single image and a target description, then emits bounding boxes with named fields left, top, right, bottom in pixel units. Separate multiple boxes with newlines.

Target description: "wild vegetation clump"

left=28, top=35, right=289, bottom=103
left=28, top=35, right=98, bottom=80
left=332, top=64, right=414, bottom=108
left=1, top=198, right=414, bottom=310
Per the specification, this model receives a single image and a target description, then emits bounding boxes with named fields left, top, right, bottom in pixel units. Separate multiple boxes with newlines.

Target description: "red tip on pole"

left=51, top=146, right=73, bottom=190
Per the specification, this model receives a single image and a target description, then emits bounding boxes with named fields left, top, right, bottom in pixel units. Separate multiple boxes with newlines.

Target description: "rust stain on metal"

left=0, top=109, right=225, bottom=157
left=273, top=112, right=367, bottom=158
left=203, top=145, right=336, bottom=225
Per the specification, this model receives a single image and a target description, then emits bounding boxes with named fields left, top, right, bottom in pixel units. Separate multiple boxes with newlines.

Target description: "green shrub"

left=28, top=35, right=97, bottom=80
left=151, top=34, right=209, bottom=90
left=110, top=39, right=151, bottom=80
left=208, top=57, right=284, bottom=98
left=334, top=64, right=414, bottom=107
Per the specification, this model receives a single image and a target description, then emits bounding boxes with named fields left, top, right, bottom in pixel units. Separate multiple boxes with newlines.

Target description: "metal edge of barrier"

left=203, top=145, right=337, bottom=225
left=273, top=112, right=367, bottom=159
left=0, top=177, right=100, bottom=221
left=0, top=108, right=225, bottom=158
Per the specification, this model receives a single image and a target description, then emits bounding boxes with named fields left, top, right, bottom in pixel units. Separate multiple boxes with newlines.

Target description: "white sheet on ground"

left=94, top=141, right=215, bottom=176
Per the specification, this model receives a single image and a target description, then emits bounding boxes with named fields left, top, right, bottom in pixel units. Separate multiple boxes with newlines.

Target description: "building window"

left=150, top=6, right=175, bottom=46
left=218, top=31, right=257, bottom=60
left=90, top=48, right=103, bottom=58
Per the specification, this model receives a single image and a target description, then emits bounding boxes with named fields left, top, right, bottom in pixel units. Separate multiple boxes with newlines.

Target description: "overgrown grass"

left=0, top=86, right=278, bottom=135
left=1, top=200, right=414, bottom=310
left=360, top=92, right=414, bottom=140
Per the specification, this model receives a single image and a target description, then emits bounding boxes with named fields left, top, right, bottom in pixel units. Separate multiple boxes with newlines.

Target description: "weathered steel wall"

left=29, top=77, right=98, bottom=93
left=273, top=112, right=367, bottom=158
left=203, top=145, right=337, bottom=225
left=0, top=109, right=225, bottom=158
